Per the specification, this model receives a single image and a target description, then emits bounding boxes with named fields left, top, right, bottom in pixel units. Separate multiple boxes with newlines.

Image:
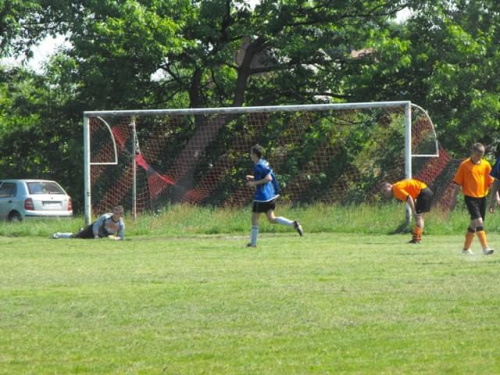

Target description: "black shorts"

left=415, top=187, right=433, bottom=214
left=464, top=196, right=487, bottom=220
left=252, top=200, right=276, bottom=213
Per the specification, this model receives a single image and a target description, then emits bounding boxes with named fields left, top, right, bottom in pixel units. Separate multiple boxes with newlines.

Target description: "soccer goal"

left=83, top=101, right=452, bottom=224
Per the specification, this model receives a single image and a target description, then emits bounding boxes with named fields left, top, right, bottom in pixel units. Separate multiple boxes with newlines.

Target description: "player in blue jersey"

left=245, top=144, right=303, bottom=247
left=489, top=153, right=500, bottom=213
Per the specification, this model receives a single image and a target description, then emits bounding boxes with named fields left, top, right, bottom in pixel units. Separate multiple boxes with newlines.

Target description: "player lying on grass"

left=381, top=179, right=433, bottom=244
left=52, top=205, right=125, bottom=240
left=453, top=143, right=494, bottom=255
left=246, top=144, right=303, bottom=248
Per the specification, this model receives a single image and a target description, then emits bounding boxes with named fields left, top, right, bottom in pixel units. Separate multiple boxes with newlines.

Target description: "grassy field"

left=1, top=229, right=500, bottom=374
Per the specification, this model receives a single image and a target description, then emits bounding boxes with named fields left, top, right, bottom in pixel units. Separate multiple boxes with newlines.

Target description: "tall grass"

left=1, top=203, right=499, bottom=238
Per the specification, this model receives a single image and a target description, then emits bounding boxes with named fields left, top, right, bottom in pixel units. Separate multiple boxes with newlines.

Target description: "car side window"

left=0, top=183, right=17, bottom=198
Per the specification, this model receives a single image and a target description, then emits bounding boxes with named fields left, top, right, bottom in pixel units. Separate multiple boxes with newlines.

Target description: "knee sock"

left=275, top=217, right=293, bottom=226
left=412, top=226, right=423, bottom=242
left=250, top=225, right=259, bottom=246
left=476, top=227, right=489, bottom=250
left=463, top=227, right=476, bottom=250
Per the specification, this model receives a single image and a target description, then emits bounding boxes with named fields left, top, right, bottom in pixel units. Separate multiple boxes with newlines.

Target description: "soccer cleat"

left=483, top=248, right=494, bottom=255
left=246, top=243, right=256, bottom=248
left=408, top=239, right=421, bottom=244
left=462, top=249, right=474, bottom=255
left=51, top=232, right=60, bottom=239
left=294, top=221, right=303, bottom=236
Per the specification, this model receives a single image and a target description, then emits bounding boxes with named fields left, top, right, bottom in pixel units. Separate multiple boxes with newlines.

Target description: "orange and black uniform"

left=392, top=179, right=433, bottom=243
left=453, top=157, right=494, bottom=251
left=392, top=179, right=433, bottom=214
left=453, top=158, right=493, bottom=220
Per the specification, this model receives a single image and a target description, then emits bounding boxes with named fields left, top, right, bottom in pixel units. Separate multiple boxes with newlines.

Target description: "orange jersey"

left=392, top=179, right=427, bottom=202
left=453, top=158, right=493, bottom=198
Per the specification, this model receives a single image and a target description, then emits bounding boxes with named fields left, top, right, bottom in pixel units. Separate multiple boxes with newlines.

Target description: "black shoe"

left=294, top=221, right=303, bottom=236
left=246, top=243, right=256, bottom=248
left=408, top=239, right=421, bottom=244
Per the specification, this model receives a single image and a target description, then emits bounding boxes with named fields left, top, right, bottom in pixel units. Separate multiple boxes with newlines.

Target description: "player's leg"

left=410, top=213, right=424, bottom=244
left=462, top=196, right=479, bottom=253
left=51, top=232, right=75, bottom=239
left=475, top=197, right=494, bottom=255
left=411, top=188, right=432, bottom=243
left=265, top=204, right=303, bottom=236
left=75, top=224, right=95, bottom=239
left=248, top=202, right=261, bottom=247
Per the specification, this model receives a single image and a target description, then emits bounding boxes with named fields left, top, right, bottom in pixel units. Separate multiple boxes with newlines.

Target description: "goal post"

left=83, top=101, right=441, bottom=225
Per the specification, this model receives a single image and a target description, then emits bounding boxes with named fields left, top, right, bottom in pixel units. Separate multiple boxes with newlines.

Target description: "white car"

left=0, top=179, right=73, bottom=221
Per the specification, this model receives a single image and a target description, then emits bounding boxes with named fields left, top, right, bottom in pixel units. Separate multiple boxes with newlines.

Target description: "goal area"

left=83, top=102, right=456, bottom=224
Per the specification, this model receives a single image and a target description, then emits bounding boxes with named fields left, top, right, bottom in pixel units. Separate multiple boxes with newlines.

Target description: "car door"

left=0, top=182, right=18, bottom=220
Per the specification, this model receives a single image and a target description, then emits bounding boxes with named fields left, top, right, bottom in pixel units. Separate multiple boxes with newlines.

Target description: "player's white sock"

left=59, top=232, right=74, bottom=238
left=275, top=217, right=293, bottom=226
left=250, top=225, right=259, bottom=246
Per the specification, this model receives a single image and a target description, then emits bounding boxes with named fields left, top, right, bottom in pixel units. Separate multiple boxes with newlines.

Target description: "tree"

left=0, top=0, right=53, bottom=58
left=29, top=0, right=416, bottom=109
left=348, top=0, right=500, bottom=155
left=0, top=64, right=82, bottom=206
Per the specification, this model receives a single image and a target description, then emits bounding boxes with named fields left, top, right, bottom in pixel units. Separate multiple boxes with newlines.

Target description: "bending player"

left=381, top=179, right=433, bottom=244
left=246, top=144, right=303, bottom=247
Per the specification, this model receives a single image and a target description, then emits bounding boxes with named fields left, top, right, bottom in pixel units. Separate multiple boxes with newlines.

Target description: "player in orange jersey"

left=381, top=179, right=433, bottom=244
left=453, top=143, right=494, bottom=255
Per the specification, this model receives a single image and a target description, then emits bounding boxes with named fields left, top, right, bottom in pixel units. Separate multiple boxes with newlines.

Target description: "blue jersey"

left=253, top=158, right=280, bottom=202
left=491, top=158, right=500, bottom=180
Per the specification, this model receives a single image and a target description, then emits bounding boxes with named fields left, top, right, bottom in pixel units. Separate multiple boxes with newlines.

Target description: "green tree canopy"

left=350, top=0, right=500, bottom=154
left=1, top=0, right=500, bottom=211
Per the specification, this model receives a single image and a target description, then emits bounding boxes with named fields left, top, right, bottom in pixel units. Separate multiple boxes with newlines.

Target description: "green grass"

left=1, top=202, right=499, bottom=238
left=1, top=232, right=500, bottom=374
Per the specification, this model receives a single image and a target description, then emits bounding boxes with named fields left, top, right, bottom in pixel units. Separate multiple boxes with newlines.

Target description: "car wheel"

left=8, top=212, right=22, bottom=222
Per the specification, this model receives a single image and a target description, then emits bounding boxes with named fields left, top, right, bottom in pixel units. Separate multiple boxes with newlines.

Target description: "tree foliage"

left=0, top=0, right=499, bottom=211
left=349, top=0, right=500, bottom=154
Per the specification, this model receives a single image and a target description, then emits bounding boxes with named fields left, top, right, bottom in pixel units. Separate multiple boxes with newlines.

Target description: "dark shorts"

left=75, top=224, right=94, bottom=239
left=75, top=223, right=110, bottom=239
left=415, top=187, right=433, bottom=214
left=252, top=200, right=276, bottom=213
left=464, top=196, right=487, bottom=220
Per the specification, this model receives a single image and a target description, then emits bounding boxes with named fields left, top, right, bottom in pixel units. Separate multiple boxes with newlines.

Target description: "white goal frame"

left=83, top=101, right=438, bottom=224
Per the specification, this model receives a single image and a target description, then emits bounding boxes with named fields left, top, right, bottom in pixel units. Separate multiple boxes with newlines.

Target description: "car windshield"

left=27, top=181, right=65, bottom=195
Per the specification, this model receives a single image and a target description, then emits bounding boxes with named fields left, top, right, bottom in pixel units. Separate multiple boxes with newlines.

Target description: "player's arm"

left=489, top=179, right=500, bottom=213
left=92, top=215, right=106, bottom=239
left=117, top=222, right=125, bottom=240
left=451, top=181, right=462, bottom=196
left=452, top=164, right=464, bottom=194
left=405, top=195, right=417, bottom=216
left=247, top=173, right=272, bottom=187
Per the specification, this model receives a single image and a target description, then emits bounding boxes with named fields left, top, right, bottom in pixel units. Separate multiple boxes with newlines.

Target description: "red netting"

left=88, top=107, right=459, bottom=216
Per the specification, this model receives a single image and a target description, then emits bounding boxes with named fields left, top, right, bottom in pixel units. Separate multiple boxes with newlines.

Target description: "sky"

left=1, top=34, right=69, bottom=72
left=1, top=6, right=411, bottom=73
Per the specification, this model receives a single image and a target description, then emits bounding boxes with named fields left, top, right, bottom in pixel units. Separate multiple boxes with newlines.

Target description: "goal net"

left=83, top=102, right=453, bottom=223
